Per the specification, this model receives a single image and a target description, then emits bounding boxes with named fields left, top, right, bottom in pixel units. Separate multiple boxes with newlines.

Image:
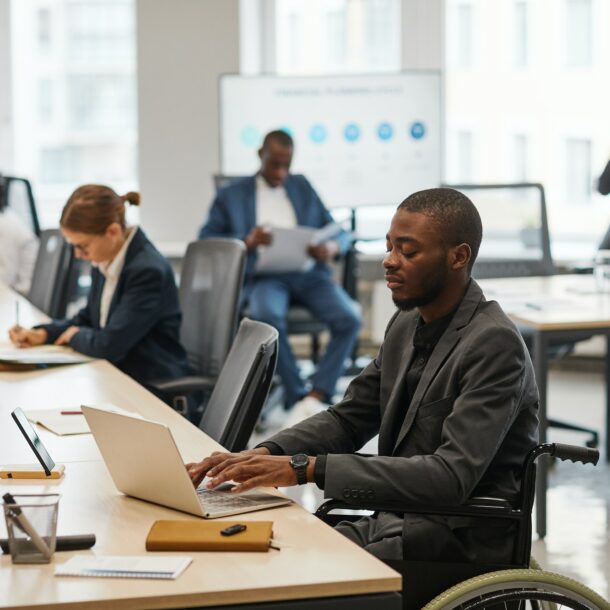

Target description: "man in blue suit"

left=199, top=130, right=361, bottom=417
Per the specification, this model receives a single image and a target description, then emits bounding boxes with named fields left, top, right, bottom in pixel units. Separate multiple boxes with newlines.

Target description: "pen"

left=60, top=410, right=83, bottom=415
left=15, top=301, right=20, bottom=328
left=2, top=493, right=52, bottom=559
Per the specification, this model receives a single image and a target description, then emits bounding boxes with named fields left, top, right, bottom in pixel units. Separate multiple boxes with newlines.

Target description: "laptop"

left=81, top=405, right=292, bottom=518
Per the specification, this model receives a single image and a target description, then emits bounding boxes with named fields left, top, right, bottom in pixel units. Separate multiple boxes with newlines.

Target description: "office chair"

left=316, top=443, right=600, bottom=610
left=445, top=182, right=599, bottom=448
left=0, top=174, right=40, bottom=237
left=197, top=318, right=278, bottom=451
left=27, top=229, right=74, bottom=319
left=149, top=238, right=246, bottom=416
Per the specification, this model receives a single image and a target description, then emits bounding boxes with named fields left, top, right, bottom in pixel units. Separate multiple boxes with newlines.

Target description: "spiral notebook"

left=55, top=555, right=192, bottom=580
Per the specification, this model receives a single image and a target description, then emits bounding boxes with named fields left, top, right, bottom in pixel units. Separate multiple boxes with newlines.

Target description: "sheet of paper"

left=255, top=223, right=341, bottom=274
left=25, top=409, right=91, bottom=436
left=55, top=555, right=192, bottom=580
left=0, top=345, right=92, bottom=365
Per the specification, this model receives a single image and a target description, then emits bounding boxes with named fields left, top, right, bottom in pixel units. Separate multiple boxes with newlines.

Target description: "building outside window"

left=274, top=0, right=401, bottom=75
left=445, top=0, right=610, bottom=259
left=10, top=0, right=137, bottom=228
left=565, top=0, right=592, bottom=67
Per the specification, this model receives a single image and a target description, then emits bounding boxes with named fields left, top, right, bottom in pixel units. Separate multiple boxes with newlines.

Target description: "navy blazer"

left=38, top=228, right=189, bottom=386
left=198, top=174, right=350, bottom=279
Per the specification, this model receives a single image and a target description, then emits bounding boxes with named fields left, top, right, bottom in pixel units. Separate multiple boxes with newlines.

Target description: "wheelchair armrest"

left=315, top=497, right=519, bottom=521
left=148, top=375, right=217, bottom=396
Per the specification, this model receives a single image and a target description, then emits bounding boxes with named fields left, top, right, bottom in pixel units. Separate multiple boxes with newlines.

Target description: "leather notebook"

left=146, top=520, right=273, bottom=552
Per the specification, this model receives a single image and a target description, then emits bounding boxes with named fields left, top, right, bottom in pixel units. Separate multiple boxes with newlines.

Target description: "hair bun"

left=122, top=191, right=141, bottom=206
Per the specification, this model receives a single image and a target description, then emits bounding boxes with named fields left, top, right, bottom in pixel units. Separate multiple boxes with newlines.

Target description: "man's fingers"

left=231, top=474, right=269, bottom=493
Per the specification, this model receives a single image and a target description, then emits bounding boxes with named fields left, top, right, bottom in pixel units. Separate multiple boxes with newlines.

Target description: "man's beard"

left=392, top=264, right=449, bottom=311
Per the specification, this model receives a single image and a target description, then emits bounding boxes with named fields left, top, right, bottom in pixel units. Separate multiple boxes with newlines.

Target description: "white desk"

left=0, top=286, right=401, bottom=610
left=480, top=274, right=610, bottom=538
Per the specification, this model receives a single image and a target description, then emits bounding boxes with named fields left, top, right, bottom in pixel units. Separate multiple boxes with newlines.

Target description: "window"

left=514, top=1, right=528, bottom=67
left=37, top=7, right=52, bottom=51
left=456, top=3, right=473, bottom=68
left=566, top=138, right=592, bottom=204
left=456, top=130, right=473, bottom=182
left=275, top=0, right=401, bottom=75
left=10, top=0, right=137, bottom=228
left=566, top=0, right=592, bottom=67
left=513, top=134, right=528, bottom=182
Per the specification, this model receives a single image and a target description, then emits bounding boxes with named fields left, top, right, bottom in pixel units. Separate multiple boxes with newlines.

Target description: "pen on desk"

left=60, top=410, right=83, bottom=415
left=2, top=493, right=52, bottom=559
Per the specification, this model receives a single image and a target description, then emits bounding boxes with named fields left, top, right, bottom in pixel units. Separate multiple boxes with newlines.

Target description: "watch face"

left=292, top=453, right=308, bottom=468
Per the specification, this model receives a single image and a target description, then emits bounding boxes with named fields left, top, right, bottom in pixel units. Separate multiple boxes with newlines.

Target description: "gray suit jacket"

left=267, top=280, right=539, bottom=562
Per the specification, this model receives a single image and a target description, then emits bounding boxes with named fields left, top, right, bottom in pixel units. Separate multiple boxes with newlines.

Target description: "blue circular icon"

left=310, top=124, right=327, bottom=144
left=240, top=126, right=260, bottom=147
left=279, top=126, right=293, bottom=137
left=410, top=122, right=426, bottom=140
left=378, top=122, right=394, bottom=141
left=344, top=123, right=361, bottom=142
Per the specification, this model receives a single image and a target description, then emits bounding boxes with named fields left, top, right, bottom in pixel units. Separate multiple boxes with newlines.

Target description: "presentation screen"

left=219, top=72, right=442, bottom=208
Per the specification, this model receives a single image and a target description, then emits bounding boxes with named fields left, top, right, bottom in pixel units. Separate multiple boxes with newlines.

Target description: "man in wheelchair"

left=189, top=186, right=539, bottom=566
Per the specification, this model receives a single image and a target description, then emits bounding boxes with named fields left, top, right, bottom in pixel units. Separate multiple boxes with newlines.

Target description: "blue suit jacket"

left=198, top=174, right=350, bottom=279
left=38, top=228, right=189, bottom=386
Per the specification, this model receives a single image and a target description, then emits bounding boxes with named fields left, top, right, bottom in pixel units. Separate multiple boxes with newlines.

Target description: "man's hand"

left=307, top=240, right=340, bottom=262
left=8, top=326, right=47, bottom=348
left=186, top=447, right=271, bottom=487
left=244, top=226, right=272, bottom=250
left=185, top=447, right=316, bottom=493
left=54, top=326, right=80, bottom=346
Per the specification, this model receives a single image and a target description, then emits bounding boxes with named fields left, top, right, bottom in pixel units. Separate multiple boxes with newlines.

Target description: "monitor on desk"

left=443, top=183, right=555, bottom=279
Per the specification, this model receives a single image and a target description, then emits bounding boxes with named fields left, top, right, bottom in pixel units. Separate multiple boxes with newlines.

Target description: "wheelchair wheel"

left=422, top=569, right=609, bottom=610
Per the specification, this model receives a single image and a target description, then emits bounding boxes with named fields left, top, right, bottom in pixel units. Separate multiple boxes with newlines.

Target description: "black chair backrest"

left=0, top=176, right=40, bottom=237
left=199, top=318, right=279, bottom=452
left=179, top=239, right=246, bottom=378
left=27, top=229, right=74, bottom=318
left=442, top=182, right=555, bottom=279
left=213, top=174, right=247, bottom=192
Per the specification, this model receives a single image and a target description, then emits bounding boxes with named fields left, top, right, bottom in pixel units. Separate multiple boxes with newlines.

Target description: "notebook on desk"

left=81, top=405, right=292, bottom=519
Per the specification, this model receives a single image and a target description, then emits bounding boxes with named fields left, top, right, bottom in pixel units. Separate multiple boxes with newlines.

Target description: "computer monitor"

left=443, top=183, right=555, bottom=279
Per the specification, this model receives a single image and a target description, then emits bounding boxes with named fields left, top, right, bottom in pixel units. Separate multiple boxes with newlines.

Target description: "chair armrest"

left=315, top=497, right=519, bottom=522
left=148, top=375, right=217, bottom=396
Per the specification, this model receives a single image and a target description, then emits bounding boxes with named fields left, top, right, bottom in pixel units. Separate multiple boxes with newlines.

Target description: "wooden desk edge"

left=4, top=575, right=403, bottom=610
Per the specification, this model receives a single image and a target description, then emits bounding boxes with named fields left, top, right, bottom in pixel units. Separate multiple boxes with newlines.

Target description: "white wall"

left=0, top=0, right=13, bottom=171
left=136, top=0, right=240, bottom=244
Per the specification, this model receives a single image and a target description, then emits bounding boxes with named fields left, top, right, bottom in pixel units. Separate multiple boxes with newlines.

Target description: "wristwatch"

left=290, top=453, right=309, bottom=485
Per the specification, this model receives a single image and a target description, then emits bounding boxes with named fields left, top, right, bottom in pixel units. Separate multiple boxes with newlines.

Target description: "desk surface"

left=480, top=274, right=610, bottom=331
left=0, top=286, right=400, bottom=609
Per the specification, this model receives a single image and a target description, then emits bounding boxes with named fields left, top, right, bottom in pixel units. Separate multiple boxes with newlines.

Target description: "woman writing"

left=9, top=184, right=189, bottom=389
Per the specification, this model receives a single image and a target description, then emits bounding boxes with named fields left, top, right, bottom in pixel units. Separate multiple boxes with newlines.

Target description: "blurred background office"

left=0, top=0, right=608, bottom=598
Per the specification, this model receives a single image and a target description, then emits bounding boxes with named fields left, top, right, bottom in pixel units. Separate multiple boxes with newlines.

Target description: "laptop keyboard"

left=196, top=488, right=265, bottom=511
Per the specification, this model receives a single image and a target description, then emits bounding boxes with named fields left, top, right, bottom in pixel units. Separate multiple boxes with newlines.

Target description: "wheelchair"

left=316, top=443, right=608, bottom=610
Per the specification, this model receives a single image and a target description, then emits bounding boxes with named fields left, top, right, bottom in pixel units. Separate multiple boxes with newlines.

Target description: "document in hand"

left=255, top=223, right=341, bottom=274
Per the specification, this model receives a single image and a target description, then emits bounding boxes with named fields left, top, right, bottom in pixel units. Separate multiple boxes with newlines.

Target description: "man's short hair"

left=262, top=130, right=294, bottom=150
left=398, top=187, right=483, bottom=273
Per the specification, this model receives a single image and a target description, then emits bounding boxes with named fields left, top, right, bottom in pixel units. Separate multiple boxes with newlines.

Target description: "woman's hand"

left=54, top=326, right=80, bottom=345
left=8, top=326, right=47, bottom=348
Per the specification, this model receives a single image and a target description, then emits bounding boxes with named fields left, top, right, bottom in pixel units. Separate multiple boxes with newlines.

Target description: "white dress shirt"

left=255, top=174, right=296, bottom=228
left=0, top=208, right=39, bottom=294
left=97, top=227, right=137, bottom=328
